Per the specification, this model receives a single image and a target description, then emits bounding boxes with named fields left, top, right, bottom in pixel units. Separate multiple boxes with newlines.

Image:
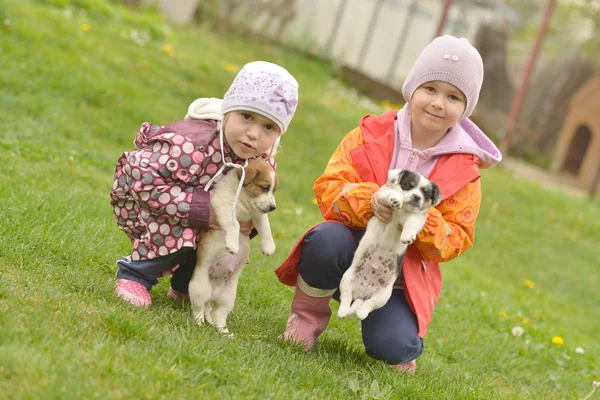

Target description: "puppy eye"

left=260, top=185, right=270, bottom=193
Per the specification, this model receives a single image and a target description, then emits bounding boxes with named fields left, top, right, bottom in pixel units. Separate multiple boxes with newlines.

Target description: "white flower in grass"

left=511, top=326, right=524, bottom=337
left=593, top=381, right=600, bottom=388
left=575, top=347, right=585, bottom=355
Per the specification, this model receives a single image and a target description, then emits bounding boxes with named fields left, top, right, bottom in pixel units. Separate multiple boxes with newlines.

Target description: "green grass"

left=1, top=0, right=599, bottom=399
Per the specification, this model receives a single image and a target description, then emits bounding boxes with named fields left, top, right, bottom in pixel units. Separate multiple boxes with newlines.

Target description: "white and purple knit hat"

left=222, top=61, right=299, bottom=133
left=402, top=35, right=484, bottom=118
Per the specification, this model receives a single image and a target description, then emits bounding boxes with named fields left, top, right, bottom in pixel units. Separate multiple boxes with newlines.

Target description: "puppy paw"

left=219, top=329, right=235, bottom=339
left=400, top=233, right=416, bottom=244
left=337, top=306, right=350, bottom=318
left=225, top=239, right=239, bottom=254
left=389, top=197, right=402, bottom=211
left=355, top=308, right=370, bottom=320
left=193, top=312, right=205, bottom=326
left=260, top=240, right=276, bottom=256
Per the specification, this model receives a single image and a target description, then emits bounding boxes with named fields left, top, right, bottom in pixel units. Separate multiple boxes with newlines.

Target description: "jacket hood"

left=424, top=115, right=502, bottom=169
left=359, top=108, right=502, bottom=169
left=185, top=97, right=223, bottom=122
left=395, top=107, right=502, bottom=169
left=359, top=110, right=398, bottom=141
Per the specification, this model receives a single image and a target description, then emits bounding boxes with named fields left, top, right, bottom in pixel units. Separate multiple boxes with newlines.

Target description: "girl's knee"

left=364, top=331, right=424, bottom=365
left=297, top=222, right=359, bottom=289
left=302, top=223, right=355, bottom=259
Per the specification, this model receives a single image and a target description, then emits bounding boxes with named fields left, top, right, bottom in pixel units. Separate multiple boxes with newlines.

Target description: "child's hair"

left=222, top=61, right=299, bottom=133
left=401, top=35, right=484, bottom=118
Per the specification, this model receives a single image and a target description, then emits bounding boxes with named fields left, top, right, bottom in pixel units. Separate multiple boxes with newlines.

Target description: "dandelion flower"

left=498, top=311, right=508, bottom=318
left=575, top=347, right=585, bottom=355
left=551, top=336, right=564, bottom=345
left=511, top=326, right=524, bottom=337
left=161, top=44, right=175, bottom=57
left=520, top=317, right=529, bottom=324
left=593, top=381, right=600, bottom=388
left=80, top=23, right=90, bottom=32
left=224, top=63, right=240, bottom=73
left=524, top=280, right=535, bottom=289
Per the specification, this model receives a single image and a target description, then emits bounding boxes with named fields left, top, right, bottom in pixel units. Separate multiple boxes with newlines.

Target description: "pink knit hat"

left=222, top=61, right=299, bottom=133
left=402, top=35, right=484, bottom=118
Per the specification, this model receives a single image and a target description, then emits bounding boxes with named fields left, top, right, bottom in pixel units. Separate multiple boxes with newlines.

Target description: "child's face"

left=410, top=81, right=466, bottom=136
left=223, top=111, right=281, bottom=159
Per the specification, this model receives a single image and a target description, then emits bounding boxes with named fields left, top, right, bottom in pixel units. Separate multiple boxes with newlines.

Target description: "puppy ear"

left=387, top=169, right=405, bottom=185
left=430, top=182, right=442, bottom=206
left=398, top=170, right=418, bottom=188
left=238, top=165, right=259, bottom=186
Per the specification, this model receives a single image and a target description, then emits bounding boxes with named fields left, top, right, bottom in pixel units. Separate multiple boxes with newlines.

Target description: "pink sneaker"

left=283, top=285, right=332, bottom=351
left=167, top=287, right=190, bottom=304
left=390, top=359, right=417, bottom=374
left=115, top=278, right=151, bottom=308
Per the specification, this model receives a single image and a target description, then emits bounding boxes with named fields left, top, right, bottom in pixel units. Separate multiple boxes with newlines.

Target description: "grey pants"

left=297, top=222, right=424, bottom=365
left=116, top=247, right=196, bottom=293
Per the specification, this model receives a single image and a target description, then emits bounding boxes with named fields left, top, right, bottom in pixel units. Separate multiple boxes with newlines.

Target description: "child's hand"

left=371, top=188, right=393, bottom=223
left=239, top=222, right=254, bottom=236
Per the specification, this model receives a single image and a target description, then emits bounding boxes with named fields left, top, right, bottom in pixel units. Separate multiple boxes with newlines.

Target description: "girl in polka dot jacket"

left=110, top=61, right=299, bottom=308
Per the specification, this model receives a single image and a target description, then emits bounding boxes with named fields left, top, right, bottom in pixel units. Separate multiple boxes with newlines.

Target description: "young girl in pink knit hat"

left=110, top=61, right=299, bottom=308
left=275, top=35, right=502, bottom=373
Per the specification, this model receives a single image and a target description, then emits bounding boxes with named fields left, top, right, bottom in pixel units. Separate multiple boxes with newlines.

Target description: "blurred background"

left=126, top=0, right=600, bottom=200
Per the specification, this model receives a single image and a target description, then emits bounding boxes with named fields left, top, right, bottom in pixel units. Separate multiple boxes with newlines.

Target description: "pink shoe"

left=283, top=285, right=332, bottom=351
left=390, top=359, right=417, bottom=374
left=167, top=287, right=190, bottom=304
left=115, top=278, right=151, bottom=308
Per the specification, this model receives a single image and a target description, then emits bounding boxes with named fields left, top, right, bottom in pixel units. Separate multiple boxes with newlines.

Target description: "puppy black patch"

left=421, top=182, right=441, bottom=205
left=399, top=171, right=420, bottom=190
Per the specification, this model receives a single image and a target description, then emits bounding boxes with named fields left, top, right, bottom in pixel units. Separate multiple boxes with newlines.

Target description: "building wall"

left=230, top=0, right=496, bottom=90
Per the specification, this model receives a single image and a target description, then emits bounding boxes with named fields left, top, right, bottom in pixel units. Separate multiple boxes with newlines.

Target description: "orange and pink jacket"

left=275, top=109, right=501, bottom=338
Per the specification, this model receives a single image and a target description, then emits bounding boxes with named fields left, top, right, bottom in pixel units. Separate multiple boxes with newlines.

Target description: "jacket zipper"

left=409, top=149, right=417, bottom=162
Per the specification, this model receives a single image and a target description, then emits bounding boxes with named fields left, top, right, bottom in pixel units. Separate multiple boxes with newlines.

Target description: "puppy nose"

left=269, top=204, right=276, bottom=212
left=412, top=195, right=420, bottom=202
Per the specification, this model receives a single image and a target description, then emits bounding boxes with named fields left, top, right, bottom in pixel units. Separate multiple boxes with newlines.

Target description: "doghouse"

left=552, top=72, right=600, bottom=194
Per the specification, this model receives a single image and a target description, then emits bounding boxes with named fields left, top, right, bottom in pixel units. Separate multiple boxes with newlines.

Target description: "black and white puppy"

left=337, top=170, right=441, bottom=320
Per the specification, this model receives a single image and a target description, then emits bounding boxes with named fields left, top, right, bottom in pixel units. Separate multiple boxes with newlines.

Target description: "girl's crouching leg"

left=361, top=289, right=423, bottom=373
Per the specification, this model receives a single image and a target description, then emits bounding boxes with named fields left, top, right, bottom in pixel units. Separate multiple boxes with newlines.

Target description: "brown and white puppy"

left=189, top=158, right=278, bottom=335
left=337, top=170, right=441, bottom=320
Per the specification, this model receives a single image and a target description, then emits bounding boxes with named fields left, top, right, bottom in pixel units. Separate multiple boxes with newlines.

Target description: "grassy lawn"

left=1, top=0, right=599, bottom=398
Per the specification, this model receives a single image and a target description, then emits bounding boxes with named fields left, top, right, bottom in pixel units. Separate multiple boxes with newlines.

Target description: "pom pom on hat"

left=222, top=61, right=299, bottom=133
left=402, top=35, right=484, bottom=118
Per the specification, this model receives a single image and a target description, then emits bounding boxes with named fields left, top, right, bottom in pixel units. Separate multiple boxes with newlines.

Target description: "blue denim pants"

left=297, top=222, right=424, bottom=365
left=116, top=247, right=196, bottom=293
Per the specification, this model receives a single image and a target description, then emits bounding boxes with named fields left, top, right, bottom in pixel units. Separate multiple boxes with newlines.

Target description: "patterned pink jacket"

left=110, top=119, right=244, bottom=262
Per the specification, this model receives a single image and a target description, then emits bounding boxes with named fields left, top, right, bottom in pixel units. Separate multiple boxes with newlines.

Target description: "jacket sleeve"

left=313, top=127, right=379, bottom=229
left=125, top=124, right=211, bottom=230
left=128, top=161, right=211, bottom=231
left=414, top=178, right=481, bottom=262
